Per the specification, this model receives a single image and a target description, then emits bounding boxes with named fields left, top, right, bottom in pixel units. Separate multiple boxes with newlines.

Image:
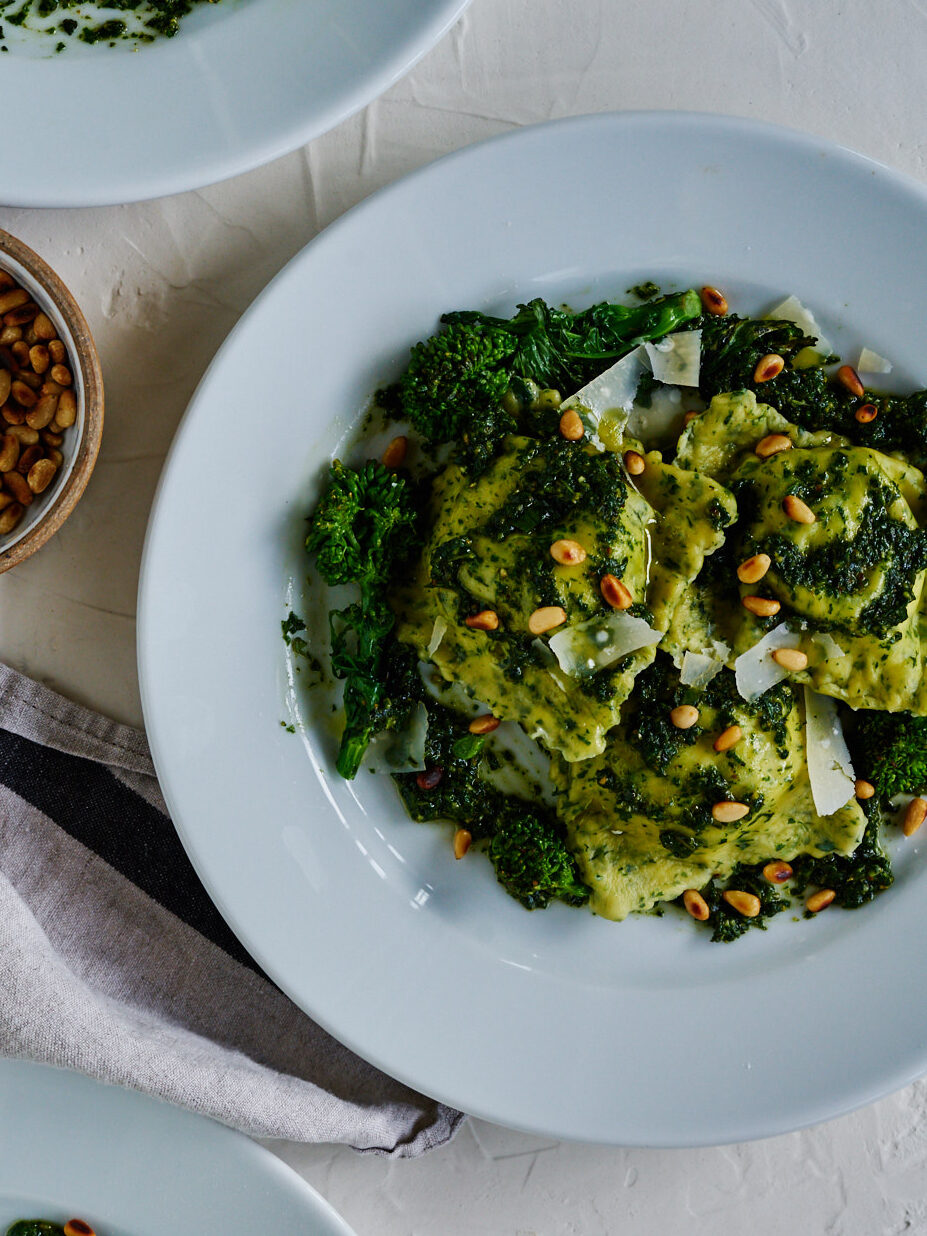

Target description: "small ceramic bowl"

left=0, top=227, right=103, bottom=573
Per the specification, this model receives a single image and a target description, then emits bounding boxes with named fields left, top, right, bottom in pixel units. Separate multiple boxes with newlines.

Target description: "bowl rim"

left=0, top=226, right=104, bottom=573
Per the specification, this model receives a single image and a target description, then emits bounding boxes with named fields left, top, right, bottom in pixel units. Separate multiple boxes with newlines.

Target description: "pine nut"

left=49, top=363, right=71, bottom=387
left=783, top=494, right=816, bottom=524
left=10, top=379, right=37, bottom=409
left=669, top=704, right=699, bottom=729
left=837, top=364, right=864, bottom=398
left=558, top=407, right=584, bottom=440
left=528, top=605, right=567, bottom=635
left=0, top=491, right=11, bottom=510
left=0, top=271, right=13, bottom=291
left=0, top=289, right=28, bottom=315
left=683, top=410, right=700, bottom=426
left=453, top=827, right=472, bottom=859
left=28, top=344, right=49, bottom=374
left=47, top=448, right=63, bottom=469
left=903, top=796, right=927, bottom=837
left=713, top=725, right=742, bottom=753
left=755, top=433, right=792, bottom=458
left=683, top=889, right=710, bottom=921
left=464, top=610, right=499, bottom=631
left=381, top=435, right=407, bottom=469
left=55, top=389, right=77, bottom=428
left=63, top=1222, right=96, bottom=1236
left=6, top=425, right=38, bottom=445
left=17, top=444, right=41, bottom=475
left=4, top=471, right=32, bottom=505
left=712, top=801, right=750, bottom=823
left=771, top=647, right=808, bottom=672
left=416, top=768, right=443, bottom=791
left=4, top=305, right=37, bottom=327
left=550, top=538, right=587, bottom=565
left=742, top=594, right=780, bottom=617
left=700, top=285, right=728, bottom=315
left=763, top=860, right=793, bottom=884
left=27, top=457, right=57, bottom=494
left=15, top=370, right=41, bottom=390
left=754, top=353, right=784, bottom=383
left=11, top=339, right=29, bottom=367
left=855, top=403, right=878, bottom=424
left=723, top=889, right=761, bottom=917
left=0, top=327, right=18, bottom=345
left=624, top=449, right=646, bottom=476
left=855, top=779, right=875, bottom=800
left=806, top=888, right=836, bottom=913
left=2, top=404, right=24, bottom=426
left=48, top=339, right=66, bottom=363
left=468, top=714, right=499, bottom=735
left=0, top=369, right=9, bottom=405
left=33, top=312, right=56, bottom=341
left=26, top=394, right=58, bottom=431
left=0, top=501, right=23, bottom=534
left=0, top=434, right=19, bottom=472
left=737, top=553, right=771, bottom=584
left=600, top=573, right=633, bottom=610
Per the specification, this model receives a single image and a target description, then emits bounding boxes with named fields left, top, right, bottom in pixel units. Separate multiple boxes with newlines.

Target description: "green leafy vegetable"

left=488, top=810, right=590, bottom=910
left=851, top=710, right=927, bottom=800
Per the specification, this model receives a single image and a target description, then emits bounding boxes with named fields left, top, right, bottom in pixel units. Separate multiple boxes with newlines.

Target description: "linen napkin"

left=0, top=662, right=463, bottom=1156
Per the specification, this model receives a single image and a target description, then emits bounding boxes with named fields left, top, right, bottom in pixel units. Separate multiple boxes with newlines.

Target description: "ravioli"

left=395, top=433, right=735, bottom=760
left=670, top=390, right=927, bottom=713
left=552, top=657, right=866, bottom=919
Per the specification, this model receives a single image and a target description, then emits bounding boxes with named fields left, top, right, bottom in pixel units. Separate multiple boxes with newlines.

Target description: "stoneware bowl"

left=0, top=227, right=104, bottom=573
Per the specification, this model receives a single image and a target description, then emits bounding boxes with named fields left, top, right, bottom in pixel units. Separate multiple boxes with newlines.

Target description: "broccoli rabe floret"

left=852, top=710, right=927, bottom=800
left=305, top=459, right=419, bottom=779
left=488, top=810, right=589, bottom=910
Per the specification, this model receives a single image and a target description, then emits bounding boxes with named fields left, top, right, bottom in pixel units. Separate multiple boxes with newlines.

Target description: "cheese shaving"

left=857, top=346, right=892, bottom=374
left=426, top=616, right=448, bottom=657
left=679, top=651, right=724, bottom=690
left=734, top=623, right=802, bottom=702
left=812, top=631, right=846, bottom=661
left=767, top=294, right=832, bottom=356
left=644, top=330, right=701, bottom=387
left=560, top=346, right=647, bottom=441
left=803, top=686, right=855, bottom=816
left=548, top=611, right=662, bottom=676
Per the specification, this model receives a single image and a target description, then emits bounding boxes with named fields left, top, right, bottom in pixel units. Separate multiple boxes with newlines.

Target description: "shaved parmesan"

left=734, top=623, right=802, bottom=702
left=548, top=611, right=662, bottom=676
left=644, top=330, right=701, bottom=387
left=426, top=616, right=448, bottom=657
left=364, top=701, right=429, bottom=773
left=857, top=346, right=892, bottom=374
left=767, top=295, right=832, bottom=356
left=679, top=651, right=724, bottom=690
left=531, top=636, right=570, bottom=692
left=625, top=383, right=691, bottom=442
left=812, top=631, right=846, bottom=661
left=561, top=346, right=647, bottom=441
left=711, top=638, right=732, bottom=662
left=804, top=686, right=855, bottom=816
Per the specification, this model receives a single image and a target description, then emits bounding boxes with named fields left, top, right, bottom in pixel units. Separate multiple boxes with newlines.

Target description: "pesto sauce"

left=0, top=0, right=219, bottom=46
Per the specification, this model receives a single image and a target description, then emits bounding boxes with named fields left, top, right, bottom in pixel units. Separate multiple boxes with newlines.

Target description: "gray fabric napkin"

left=0, top=662, right=463, bottom=1156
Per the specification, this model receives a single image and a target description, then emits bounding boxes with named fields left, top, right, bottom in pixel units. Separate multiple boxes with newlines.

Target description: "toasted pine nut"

left=783, top=494, right=815, bottom=524
left=0, top=327, right=19, bottom=345
left=0, top=501, right=23, bottom=534
left=855, top=779, right=875, bottom=801
left=806, top=888, right=836, bottom=913
left=550, top=538, right=586, bottom=565
left=558, top=407, right=584, bottom=441
left=0, top=370, right=10, bottom=405
left=712, top=801, right=750, bottom=823
left=700, top=285, right=728, bottom=315
left=26, top=393, right=58, bottom=430
left=837, top=364, right=864, bottom=398
left=0, top=271, right=13, bottom=291
left=17, top=444, right=42, bottom=475
left=48, top=339, right=66, bottom=363
left=0, top=289, right=28, bottom=316
left=855, top=403, right=878, bottom=424
left=1, top=404, right=24, bottom=426
left=0, top=491, right=11, bottom=510
left=63, top=1222, right=96, bottom=1236
left=737, top=553, right=771, bottom=584
left=28, top=344, right=50, bottom=374
left=713, top=725, right=743, bottom=753
left=624, top=449, right=646, bottom=476
left=32, top=311, right=56, bottom=341
left=669, top=704, right=699, bottom=729
left=381, top=435, right=407, bottom=469
left=683, top=410, right=700, bottom=426
left=49, top=363, right=71, bottom=387
left=4, top=304, right=37, bottom=327
left=27, top=457, right=57, bottom=494
left=742, top=594, right=780, bottom=617
left=3, top=470, right=32, bottom=506
left=772, top=647, right=808, bottom=672
left=6, top=425, right=39, bottom=445
left=683, top=889, right=710, bottom=921
left=42, top=430, right=63, bottom=447
left=10, top=379, right=37, bottom=408
left=11, top=339, right=29, bottom=366
left=0, top=434, right=19, bottom=472
left=903, top=796, right=927, bottom=837
left=416, top=767, right=443, bottom=791
left=15, top=370, right=41, bottom=391
left=47, top=447, right=63, bottom=468
left=754, top=353, right=784, bottom=383
left=528, top=605, right=567, bottom=635
left=464, top=610, right=499, bottom=632
left=55, top=388, right=77, bottom=428
left=763, top=860, right=793, bottom=884
left=755, top=433, right=792, bottom=458
left=468, top=714, right=499, bottom=735
left=723, top=889, right=761, bottom=917
left=453, top=828, right=472, bottom=860
left=600, top=573, right=633, bottom=610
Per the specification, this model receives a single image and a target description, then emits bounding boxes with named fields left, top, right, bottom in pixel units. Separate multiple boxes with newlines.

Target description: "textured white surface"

left=3, top=0, right=927, bottom=1229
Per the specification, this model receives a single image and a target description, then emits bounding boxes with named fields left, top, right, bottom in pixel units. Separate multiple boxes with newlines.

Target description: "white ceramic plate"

left=0, top=1059, right=355, bottom=1234
left=139, top=113, right=927, bottom=1146
left=1, top=0, right=469, bottom=207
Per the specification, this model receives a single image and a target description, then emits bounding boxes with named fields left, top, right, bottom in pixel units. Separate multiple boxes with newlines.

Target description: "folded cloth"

left=0, top=663, right=463, bottom=1156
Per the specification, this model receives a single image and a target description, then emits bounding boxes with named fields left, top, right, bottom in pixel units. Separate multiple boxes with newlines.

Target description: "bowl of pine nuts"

left=0, top=227, right=103, bottom=572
